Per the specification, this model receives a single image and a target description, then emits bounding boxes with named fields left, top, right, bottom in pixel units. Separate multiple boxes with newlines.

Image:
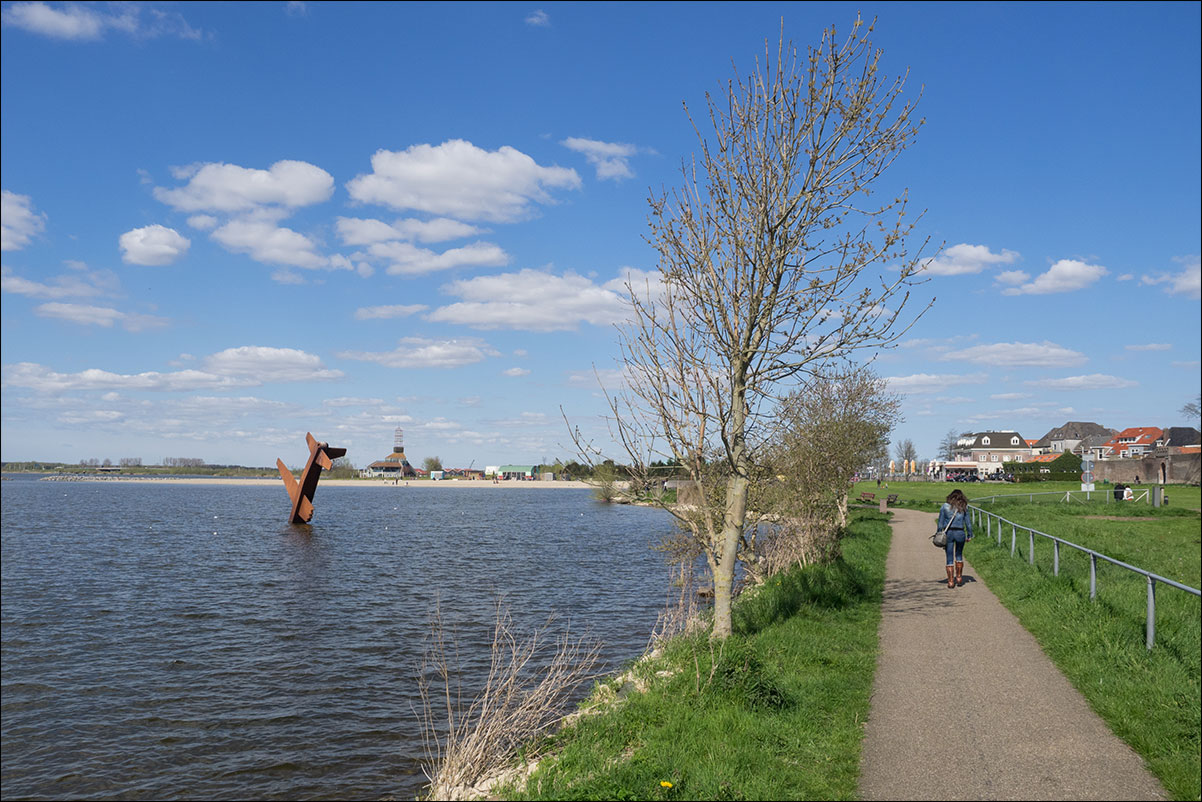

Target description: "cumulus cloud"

left=1, top=1, right=202, bottom=40
left=2, top=264, right=119, bottom=299
left=942, top=341, right=1087, bottom=368
left=1, top=190, right=46, bottom=251
left=503, top=367, right=531, bottom=377
left=354, top=304, right=428, bottom=320
left=1001, top=259, right=1108, bottom=295
left=119, top=224, right=190, bottom=266
left=338, top=337, right=499, bottom=369
left=363, top=240, right=508, bottom=275
left=525, top=9, right=550, bottom=26
left=337, top=216, right=484, bottom=245
left=990, top=392, right=1031, bottom=400
left=346, top=140, right=581, bottom=222
left=211, top=219, right=331, bottom=269
left=187, top=214, right=218, bottom=230
left=1025, top=374, right=1139, bottom=391
left=995, top=270, right=1030, bottom=286
left=920, top=243, right=1019, bottom=276
left=202, top=346, right=344, bottom=382
left=155, top=160, right=334, bottom=213
left=34, top=302, right=168, bottom=332
left=1140, top=255, right=1201, bottom=300
left=1124, top=343, right=1170, bottom=352
left=883, top=372, right=988, bottom=394
left=561, top=137, right=644, bottom=181
left=427, top=267, right=653, bottom=331
left=2, top=362, right=249, bottom=393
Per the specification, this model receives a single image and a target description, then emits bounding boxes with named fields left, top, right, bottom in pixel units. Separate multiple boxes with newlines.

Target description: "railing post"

left=1090, top=554, right=1097, bottom=600
left=1029, top=529, right=1035, bottom=565
left=1053, top=540, right=1060, bottom=575
left=1146, top=577, right=1156, bottom=650
left=1011, top=524, right=1016, bottom=556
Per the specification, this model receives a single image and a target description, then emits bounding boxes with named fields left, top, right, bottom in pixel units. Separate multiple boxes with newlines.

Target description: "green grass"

left=855, top=479, right=1202, bottom=514
left=968, top=500, right=1201, bottom=800
left=503, top=511, right=893, bottom=801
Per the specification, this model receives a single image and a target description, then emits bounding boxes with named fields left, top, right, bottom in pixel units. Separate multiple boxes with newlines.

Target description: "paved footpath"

left=858, top=508, right=1166, bottom=801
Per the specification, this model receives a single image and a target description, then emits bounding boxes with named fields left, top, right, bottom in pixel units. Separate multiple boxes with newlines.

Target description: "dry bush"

left=418, top=601, right=602, bottom=801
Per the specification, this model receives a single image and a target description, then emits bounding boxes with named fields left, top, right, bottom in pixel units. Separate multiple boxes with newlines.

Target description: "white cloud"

left=364, top=240, right=508, bottom=275
left=503, top=367, right=531, bottom=377
left=1, top=265, right=118, bottom=299
left=34, top=302, right=168, bottom=332
left=1, top=190, right=46, bottom=251
left=338, top=337, right=499, bottom=369
left=1001, top=259, right=1107, bottom=295
left=155, top=160, right=334, bottom=213
left=920, top=243, right=1019, bottom=276
left=561, top=137, right=643, bottom=181
left=995, top=270, right=1030, bottom=286
left=427, top=268, right=650, bottom=331
left=1140, top=255, right=1201, bottom=300
left=1124, top=343, right=1170, bottom=352
left=525, top=9, right=550, bottom=26
left=990, top=392, right=1031, bottom=400
left=942, top=341, right=1087, bottom=368
left=1, top=362, right=248, bottom=393
left=336, top=216, right=484, bottom=245
left=345, top=139, right=581, bottom=222
left=187, top=214, right=219, bottom=230
left=212, top=219, right=331, bottom=269
left=567, top=367, right=630, bottom=388
left=1025, top=374, right=1139, bottom=391
left=286, top=1, right=308, bottom=16
left=1, top=1, right=201, bottom=41
left=119, top=224, right=190, bottom=266
left=883, top=372, right=988, bottom=394
left=354, top=304, right=428, bottom=320
left=202, top=346, right=344, bottom=382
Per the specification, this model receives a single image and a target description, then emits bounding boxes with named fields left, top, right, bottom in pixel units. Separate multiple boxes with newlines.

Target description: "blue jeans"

left=945, top=534, right=967, bottom=566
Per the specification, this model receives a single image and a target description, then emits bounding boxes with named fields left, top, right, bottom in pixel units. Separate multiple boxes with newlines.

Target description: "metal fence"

left=972, top=488, right=1152, bottom=505
left=967, top=503, right=1201, bottom=650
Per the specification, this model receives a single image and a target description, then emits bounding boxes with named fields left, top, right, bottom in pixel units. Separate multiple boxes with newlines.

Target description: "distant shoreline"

left=19, top=474, right=597, bottom=489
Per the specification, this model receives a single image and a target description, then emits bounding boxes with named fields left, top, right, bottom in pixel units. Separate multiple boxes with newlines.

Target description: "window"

left=982, top=436, right=991, bottom=445
left=991, top=454, right=998, bottom=462
left=1011, top=436, right=1020, bottom=445
left=978, top=454, right=987, bottom=462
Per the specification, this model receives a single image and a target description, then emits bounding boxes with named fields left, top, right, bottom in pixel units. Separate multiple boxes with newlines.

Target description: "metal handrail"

left=972, top=489, right=1152, bottom=505
left=967, top=504, right=1201, bottom=650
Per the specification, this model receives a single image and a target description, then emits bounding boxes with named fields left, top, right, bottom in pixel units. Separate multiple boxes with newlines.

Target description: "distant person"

left=1123, top=485, right=1134, bottom=501
left=1113, top=483, right=1125, bottom=502
left=877, top=477, right=881, bottom=488
left=937, top=488, right=974, bottom=589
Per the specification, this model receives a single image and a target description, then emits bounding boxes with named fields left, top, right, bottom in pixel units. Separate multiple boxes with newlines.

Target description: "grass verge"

left=968, top=500, right=1201, bottom=800
left=499, top=510, right=893, bottom=801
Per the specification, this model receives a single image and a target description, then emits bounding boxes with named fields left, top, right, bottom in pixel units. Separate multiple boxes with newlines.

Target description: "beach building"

left=361, top=427, right=417, bottom=479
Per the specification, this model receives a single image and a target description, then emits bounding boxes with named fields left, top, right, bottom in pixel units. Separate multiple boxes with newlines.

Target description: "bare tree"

left=894, top=438, right=917, bottom=471
left=423, top=456, right=443, bottom=473
left=759, top=368, right=900, bottom=572
left=937, top=429, right=960, bottom=462
left=1182, top=395, right=1200, bottom=421
left=582, top=18, right=931, bottom=640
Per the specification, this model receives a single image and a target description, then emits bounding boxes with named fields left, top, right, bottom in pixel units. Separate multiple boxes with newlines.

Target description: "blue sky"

left=2, top=1, right=1199, bottom=469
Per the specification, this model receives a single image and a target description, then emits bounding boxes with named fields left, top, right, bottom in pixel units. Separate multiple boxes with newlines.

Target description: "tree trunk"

left=711, top=471, right=748, bottom=639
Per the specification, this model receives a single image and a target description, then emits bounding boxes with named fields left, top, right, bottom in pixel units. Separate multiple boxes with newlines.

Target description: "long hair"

left=946, top=488, right=968, bottom=513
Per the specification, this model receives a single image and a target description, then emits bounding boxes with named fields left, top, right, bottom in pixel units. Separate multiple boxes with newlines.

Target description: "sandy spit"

left=43, top=476, right=598, bottom=489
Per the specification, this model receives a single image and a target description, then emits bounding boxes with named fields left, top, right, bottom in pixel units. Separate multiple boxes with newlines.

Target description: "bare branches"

left=419, top=601, right=601, bottom=801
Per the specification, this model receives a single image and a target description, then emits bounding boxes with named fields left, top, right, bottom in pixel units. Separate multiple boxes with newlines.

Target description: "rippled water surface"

left=1, top=477, right=675, bottom=800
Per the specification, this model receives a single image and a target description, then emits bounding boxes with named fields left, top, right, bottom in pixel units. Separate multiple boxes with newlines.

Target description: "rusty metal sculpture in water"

left=277, top=433, right=347, bottom=524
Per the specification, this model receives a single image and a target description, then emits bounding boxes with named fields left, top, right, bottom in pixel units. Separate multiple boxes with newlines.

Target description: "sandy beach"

left=28, top=475, right=597, bottom=489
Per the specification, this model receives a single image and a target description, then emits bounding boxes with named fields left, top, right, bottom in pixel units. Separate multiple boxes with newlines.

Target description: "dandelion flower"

left=661, top=781, right=674, bottom=788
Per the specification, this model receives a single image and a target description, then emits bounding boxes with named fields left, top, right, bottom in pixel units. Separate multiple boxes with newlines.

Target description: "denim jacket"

left=937, top=503, right=972, bottom=541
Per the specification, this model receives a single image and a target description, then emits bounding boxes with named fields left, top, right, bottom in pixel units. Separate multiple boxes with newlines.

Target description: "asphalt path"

left=857, top=508, right=1166, bottom=800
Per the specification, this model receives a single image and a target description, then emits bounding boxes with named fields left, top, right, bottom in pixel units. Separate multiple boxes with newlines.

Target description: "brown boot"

left=955, top=561, right=964, bottom=587
left=946, top=565, right=955, bottom=589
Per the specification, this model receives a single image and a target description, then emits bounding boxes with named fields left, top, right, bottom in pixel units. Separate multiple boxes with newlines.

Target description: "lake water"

left=0, top=477, right=676, bottom=800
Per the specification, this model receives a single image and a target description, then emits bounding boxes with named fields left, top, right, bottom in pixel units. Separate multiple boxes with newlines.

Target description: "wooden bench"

left=886, top=494, right=899, bottom=505
left=860, top=492, right=876, bottom=501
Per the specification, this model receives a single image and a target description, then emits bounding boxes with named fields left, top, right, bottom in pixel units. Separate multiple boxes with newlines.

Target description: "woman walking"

left=938, top=488, right=973, bottom=588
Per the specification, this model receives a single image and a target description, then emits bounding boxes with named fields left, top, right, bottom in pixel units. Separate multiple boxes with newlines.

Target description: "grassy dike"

left=966, top=501, right=1201, bottom=801
left=499, top=510, right=893, bottom=801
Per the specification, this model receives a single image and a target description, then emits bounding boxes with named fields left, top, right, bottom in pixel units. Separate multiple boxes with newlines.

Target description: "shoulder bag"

left=932, top=510, right=956, bottom=548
